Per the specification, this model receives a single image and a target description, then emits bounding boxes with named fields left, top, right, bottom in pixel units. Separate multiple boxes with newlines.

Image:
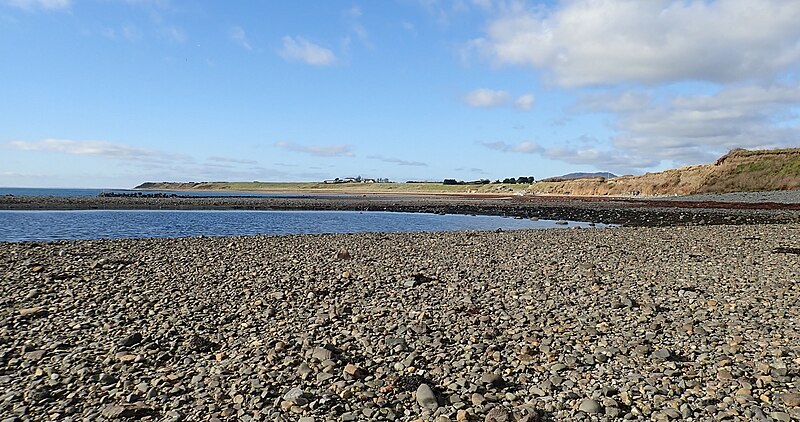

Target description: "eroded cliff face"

left=530, top=148, right=800, bottom=196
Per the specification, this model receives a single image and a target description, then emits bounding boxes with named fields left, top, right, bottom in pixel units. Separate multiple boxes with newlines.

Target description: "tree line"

left=442, top=176, right=535, bottom=185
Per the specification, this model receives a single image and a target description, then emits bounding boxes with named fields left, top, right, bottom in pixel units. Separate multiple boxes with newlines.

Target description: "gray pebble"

left=416, top=384, right=438, bottom=411
left=578, top=399, right=602, bottom=414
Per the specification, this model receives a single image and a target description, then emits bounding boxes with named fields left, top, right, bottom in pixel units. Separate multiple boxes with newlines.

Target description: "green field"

left=135, top=181, right=532, bottom=195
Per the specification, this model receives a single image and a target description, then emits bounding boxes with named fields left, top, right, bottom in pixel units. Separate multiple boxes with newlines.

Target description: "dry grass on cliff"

left=530, top=148, right=800, bottom=196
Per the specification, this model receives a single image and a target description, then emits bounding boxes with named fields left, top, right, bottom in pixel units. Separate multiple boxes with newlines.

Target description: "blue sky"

left=2, top=0, right=799, bottom=188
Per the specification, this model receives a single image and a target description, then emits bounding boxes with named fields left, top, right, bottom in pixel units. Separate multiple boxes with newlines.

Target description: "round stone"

left=579, top=399, right=603, bottom=414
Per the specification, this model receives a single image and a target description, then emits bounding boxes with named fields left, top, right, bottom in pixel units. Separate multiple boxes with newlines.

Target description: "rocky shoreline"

left=2, top=224, right=800, bottom=421
left=2, top=194, right=800, bottom=227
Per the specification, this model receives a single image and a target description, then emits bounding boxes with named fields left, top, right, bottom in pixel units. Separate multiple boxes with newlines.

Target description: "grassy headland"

left=134, top=181, right=528, bottom=195
left=135, top=148, right=800, bottom=197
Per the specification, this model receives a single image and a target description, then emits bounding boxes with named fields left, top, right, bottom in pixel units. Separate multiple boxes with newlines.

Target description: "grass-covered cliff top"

left=136, top=148, right=800, bottom=197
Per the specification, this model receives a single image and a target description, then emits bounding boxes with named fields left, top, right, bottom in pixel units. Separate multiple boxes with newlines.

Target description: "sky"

left=1, top=0, right=799, bottom=188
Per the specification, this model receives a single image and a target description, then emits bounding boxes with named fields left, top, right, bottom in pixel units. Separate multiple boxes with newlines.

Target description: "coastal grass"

left=526, top=147, right=800, bottom=196
left=136, top=148, right=800, bottom=197
left=136, top=181, right=531, bottom=195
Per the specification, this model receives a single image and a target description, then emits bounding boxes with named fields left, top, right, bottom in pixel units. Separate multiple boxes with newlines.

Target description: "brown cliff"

left=531, top=148, right=800, bottom=196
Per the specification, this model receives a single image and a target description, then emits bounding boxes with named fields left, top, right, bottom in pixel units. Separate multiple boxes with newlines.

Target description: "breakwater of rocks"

left=2, top=195, right=799, bottom=227
left=2, top=224, right=799, bottom=421
left=97, top=192, right=180, bottom=198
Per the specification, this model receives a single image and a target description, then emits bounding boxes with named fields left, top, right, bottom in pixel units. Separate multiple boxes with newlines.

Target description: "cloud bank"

left=588, top=84, right=800, bottom=166
left=472, top=0, right=800, bottom=86
left=467, top=1, right=800, bottom=173
left=463, top=89, right=535, bottom=111
left=481, top=140, right=658, bottom=173
left=482, top=83, right=800, bottom=172
left=6, top=139, right=186, bottom=163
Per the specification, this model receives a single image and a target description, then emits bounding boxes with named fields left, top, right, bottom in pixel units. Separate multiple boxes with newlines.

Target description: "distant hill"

left=135, top=182, right=205, bottom=190
left=540, top=172, right=617, bottom=182
left=530, top=148, right=800, bottom=196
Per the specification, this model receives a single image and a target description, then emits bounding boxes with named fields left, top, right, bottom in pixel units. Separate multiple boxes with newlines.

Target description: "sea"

left=0, top=187, right=611, bottom=242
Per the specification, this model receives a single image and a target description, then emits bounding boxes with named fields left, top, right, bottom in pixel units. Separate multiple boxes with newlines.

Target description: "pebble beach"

left=2, top=223, right=799, bottom=421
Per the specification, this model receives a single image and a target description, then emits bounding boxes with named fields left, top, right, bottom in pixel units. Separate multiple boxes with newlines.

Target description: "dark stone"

left=184, top=335, right=220, bottom=353
left=118, top=332, right=143, bottom=347
left=101, top=403, right=155, bottom=419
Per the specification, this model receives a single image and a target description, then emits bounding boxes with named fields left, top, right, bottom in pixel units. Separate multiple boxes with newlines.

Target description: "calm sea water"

left=0, top=210, right=608, bottom=242
left=0, top=187, right=322, bottom=198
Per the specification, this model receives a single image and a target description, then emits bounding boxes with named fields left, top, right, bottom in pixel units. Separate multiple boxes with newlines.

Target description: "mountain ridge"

left=539, top=172, right=618, bottom=182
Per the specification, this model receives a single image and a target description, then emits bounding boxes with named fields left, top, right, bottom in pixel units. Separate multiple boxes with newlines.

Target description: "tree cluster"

left=501, top=176, right=535, bottom=184
left=443, top=176, right=534, bottom=185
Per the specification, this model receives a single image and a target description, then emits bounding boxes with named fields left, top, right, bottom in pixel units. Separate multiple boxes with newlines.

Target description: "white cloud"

left=1, top=0, right=69, bottom=10
left=514, top=93, right=535, bottom=111
left=481, top=139, right=658, bottom=173
left=367, top=155, right=427, bottom=167
left=345, top=5, right=362, bottom=18
left=162, top=26, right=185, bottom=43
left=341, top=5, right=372, bottom=51
left=463, top=89, right=510, bottom=108
left=574, top=91, right=652, bottom=113
left=467, top=1, right=800, bottom=173
left=121, top=25, right=142, bottom=41
left=123, top=0, right=170, bottom=8
left=454, top=166, right=489, bottom=175
left=481, top=140, right=541, bottom=154
left=6, top=138, right=190, bottom=164
left=278, top=36, right=336, bottom=66
left=472, top=0, right=800, bottom=86
left=417, top=0, right=483, bottom=26
left=471, top=0, right=493, bottom=11
left=401, top=21, right=417, bottom=36
left=484, top=86, right=800, bottom=172
left=274, top=141, right=353, bottom=157
left=230, top=26, right=252, bottom=51
left=2, top=139, right=335, bottom=185
left=351, top=24, right=369, bottom=45
left=207, top=156, right=258, bottom=165
left=494, top=84, right=800, bottom=172
left=463, top=89, right=537, bottom=110
left=609, top=84, right=800, bottom=165
left=542, top=145, right=659, bottom=170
